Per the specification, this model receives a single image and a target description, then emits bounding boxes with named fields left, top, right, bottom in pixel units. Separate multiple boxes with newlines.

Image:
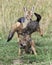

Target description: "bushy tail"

left=7, top=30, right=15, bottom=42
left=34, top=13, right=41, bottom=22
left=7, top=22, right=21, bottom=42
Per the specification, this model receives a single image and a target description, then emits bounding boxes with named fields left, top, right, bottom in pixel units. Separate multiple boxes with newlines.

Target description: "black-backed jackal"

left=21, top=13, right=43, bottom=36
left=7, top=8, right=43, bottom=55
left=18, top=34, right=37, bottom=55
left=7, top=7, right=34, bottom=42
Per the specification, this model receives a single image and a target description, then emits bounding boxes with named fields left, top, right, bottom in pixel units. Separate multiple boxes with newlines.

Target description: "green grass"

left=0, top=32, right=52, bottom=65
left=0, top=0, right=52, bottom=65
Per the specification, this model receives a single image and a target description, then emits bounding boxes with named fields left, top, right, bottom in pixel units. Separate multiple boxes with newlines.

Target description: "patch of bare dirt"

left=13, top=59, right=23, bottom=65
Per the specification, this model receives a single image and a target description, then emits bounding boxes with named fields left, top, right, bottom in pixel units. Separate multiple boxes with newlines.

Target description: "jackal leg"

left=31, top=46, right=37, bottom=55
left=17, top=23, right=23, bottom=42
left=37, top=27, right=43, bottom=36
left=18, top=47, right=21, bottom=55
left=30, top=40, right=37, bottom=55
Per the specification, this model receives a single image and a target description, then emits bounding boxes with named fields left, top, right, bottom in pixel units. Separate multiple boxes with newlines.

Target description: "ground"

left=0, top=32, right=52, bottom=65
left=0, top=0, right=52, bottom=65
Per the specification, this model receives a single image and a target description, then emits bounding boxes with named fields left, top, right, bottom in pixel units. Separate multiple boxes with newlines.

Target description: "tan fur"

left=18, top=35, right=37, bottom=55
left=8, top=8, right=34, bottom=42
left=37, top=27, right=43, bottom=36
left=11, top=22, right=21, bottom=31
left=7, top=8, right=37, bottom=54
left=30, top=40, right=37, bottom=55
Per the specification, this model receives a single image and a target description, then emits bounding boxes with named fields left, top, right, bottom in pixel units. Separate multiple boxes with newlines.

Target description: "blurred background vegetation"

left=0, top=0, right=52, bottom=65
left=0, top=0, right=52, bottom=39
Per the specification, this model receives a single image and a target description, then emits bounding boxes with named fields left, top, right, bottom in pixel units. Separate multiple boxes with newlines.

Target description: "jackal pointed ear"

left=31, top=6, right=34, bottom=13
left=23, top=7, right=27, bottom=12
